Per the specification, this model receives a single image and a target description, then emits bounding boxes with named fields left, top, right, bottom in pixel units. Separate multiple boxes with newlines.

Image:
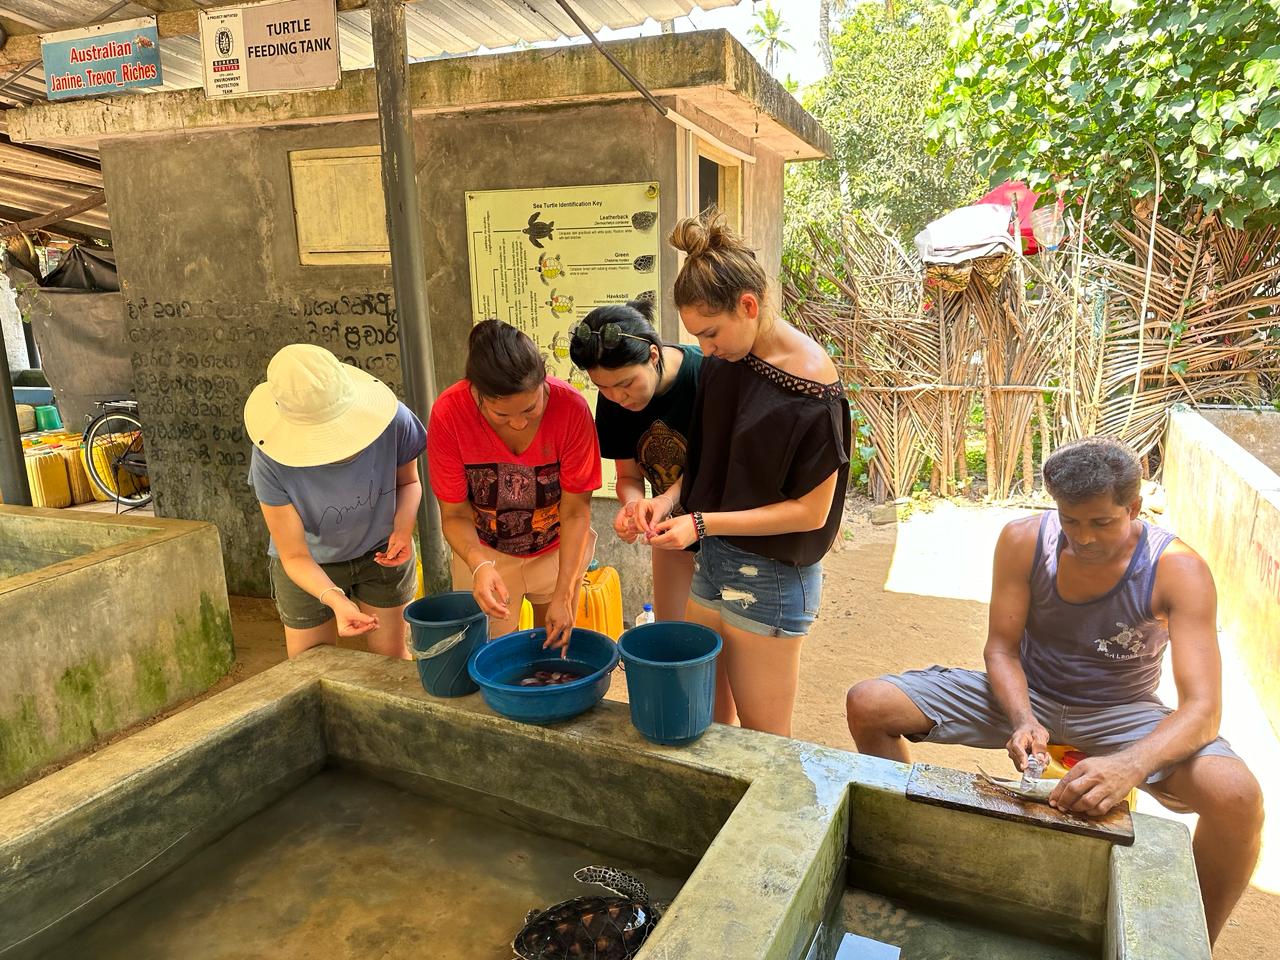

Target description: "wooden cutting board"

left=905, top=762, right=1135, bottom=845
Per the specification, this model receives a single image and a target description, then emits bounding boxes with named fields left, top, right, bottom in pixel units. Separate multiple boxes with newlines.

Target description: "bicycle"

left=82, top=398, right=151, bottom=509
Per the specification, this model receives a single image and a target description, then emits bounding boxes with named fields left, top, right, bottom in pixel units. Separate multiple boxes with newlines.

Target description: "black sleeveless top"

left=679, top=353, right=851, bottom=566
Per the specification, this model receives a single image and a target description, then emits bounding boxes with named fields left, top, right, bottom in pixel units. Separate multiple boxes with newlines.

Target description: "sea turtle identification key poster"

left=465, top=182, right=662, bottom=497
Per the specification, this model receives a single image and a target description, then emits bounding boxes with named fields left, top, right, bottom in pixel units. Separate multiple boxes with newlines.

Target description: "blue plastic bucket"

left=468, top=628, right=618, bottom=725
left=618, top=622, right=722, bottom=745
left=405, top=592, right=488, bottom=697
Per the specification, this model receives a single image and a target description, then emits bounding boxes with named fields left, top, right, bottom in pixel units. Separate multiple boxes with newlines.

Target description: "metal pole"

left=370, top=0, right=449, bottom=594
left=0, top=313, right=32, bottom=506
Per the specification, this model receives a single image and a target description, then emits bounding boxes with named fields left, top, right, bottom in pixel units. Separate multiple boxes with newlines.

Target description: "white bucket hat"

left=244, top=344, right=398, bottom=467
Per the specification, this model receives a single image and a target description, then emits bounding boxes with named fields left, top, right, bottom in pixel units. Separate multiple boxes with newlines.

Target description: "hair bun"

left=669, top=215, right=710, bottom=259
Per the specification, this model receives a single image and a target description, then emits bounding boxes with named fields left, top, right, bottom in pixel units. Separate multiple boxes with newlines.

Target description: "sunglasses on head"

left=569, top=321, right=650, bottom=349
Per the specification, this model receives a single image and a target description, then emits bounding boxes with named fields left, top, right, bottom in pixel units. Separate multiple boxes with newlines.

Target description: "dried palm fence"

left=783, top=209, right=1280, bottom=502
left=1074, top=211, right=1280, bottom=456
left=784, top=219, right=935, bottom=502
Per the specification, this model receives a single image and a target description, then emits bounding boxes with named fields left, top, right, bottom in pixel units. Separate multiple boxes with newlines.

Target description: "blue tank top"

left=1021, top=511, right=1178, bottom=707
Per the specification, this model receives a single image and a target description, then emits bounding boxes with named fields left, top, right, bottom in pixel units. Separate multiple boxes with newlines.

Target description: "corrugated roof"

left=0, top=1, right=739, bottom=108
left=0, top=0, right=738, bottom=239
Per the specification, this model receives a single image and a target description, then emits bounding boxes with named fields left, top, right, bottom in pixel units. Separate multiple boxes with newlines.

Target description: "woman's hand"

left=634, top=493, right=675, bottom=539
left=332, top=596, right=379, bottom=636
left=543, top=593, right=576, bottom=654
left=648, top=513, right=698, bottom=550
left=613, top=502, right=640, bottom=544
left=472, top=562, right=511, bottom=620
left=375, top=528, right=413, bottom=566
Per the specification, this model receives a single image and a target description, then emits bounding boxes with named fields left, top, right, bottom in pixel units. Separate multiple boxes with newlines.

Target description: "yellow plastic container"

left=25, top=451, right=72, bottom=509
left=58, top=447, right=95, bottom=505
left=575, top=564, right=623, bottom=639
left=82, top=432, right=149, bottom=501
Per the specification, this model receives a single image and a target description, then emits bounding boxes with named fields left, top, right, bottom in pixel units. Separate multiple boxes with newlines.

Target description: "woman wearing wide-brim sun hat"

left=245, top=343, right=427, bottom=659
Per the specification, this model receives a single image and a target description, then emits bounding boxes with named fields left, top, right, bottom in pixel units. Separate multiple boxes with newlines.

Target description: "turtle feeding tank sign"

left=465, top=182, right=662, bottom=497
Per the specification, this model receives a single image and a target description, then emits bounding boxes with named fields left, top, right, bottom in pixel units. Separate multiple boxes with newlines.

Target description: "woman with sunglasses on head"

left=646, top=211, right=852, bottom=737
left=427, top=319, right=602, bottom=648
left=568, top=296, right=702, bottom=620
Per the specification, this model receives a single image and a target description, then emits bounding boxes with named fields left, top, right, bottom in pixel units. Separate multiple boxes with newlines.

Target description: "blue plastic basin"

left=618, top=621, right=722, bottom=745
left=405, top=592, right=488, bottom=697
left=468, top=628, right=618, bottom=724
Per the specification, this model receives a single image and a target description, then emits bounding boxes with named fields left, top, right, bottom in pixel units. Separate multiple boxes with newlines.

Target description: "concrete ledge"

left=0, top=663, right=326, bottom=959
left=847, top=759, right=1111, bottom=946
left=0, top=647, right=1208, bottom=959
left=1107, top=815, right=1208, bottom=959
left=0, top=507, right=235, bottom=793
left=1164, top=407, right=1280, bottom=734
left=10, top=31, right=830, bottom=160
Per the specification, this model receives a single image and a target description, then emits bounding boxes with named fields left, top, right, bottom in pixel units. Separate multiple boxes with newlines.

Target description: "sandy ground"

left=31, top=500, right=1278, bottom=956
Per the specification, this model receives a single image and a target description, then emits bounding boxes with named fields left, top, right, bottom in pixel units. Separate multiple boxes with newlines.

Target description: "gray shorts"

left=269, top=544, right=416, bottom=630
left=883, top=666, right=1241, bottom=785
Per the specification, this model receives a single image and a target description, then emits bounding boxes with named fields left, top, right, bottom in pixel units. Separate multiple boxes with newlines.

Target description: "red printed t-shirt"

left=428, top=377, right=602, bottom=558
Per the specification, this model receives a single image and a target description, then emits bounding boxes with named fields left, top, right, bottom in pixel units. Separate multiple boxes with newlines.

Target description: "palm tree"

left=748, top=3, right=794, bottom=75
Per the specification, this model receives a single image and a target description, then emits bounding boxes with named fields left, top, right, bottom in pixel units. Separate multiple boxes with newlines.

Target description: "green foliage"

left=848, top=400, right=875, bottom=488
left=931, top=0, right=1280, bottom=229
left=748, top=3, right=795, bottom=74
left=784, top=0, right=987, bottom=263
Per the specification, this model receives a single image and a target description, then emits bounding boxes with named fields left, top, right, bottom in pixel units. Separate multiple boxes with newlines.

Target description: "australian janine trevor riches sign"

left=199, top=0, right=340, bottom=100
left=42, top=17, right=163, bottom=101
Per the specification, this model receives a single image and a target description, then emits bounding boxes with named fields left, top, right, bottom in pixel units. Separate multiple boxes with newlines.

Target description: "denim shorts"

left=269, top=543, right=417, bottom=630
left=884, top=666, right=1242, bottom=785
left=689, top=536, right=822, bottom=638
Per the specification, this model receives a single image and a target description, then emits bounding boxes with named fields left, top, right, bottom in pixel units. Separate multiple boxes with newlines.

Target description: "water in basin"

left=42, top=768, right=688, bottom=959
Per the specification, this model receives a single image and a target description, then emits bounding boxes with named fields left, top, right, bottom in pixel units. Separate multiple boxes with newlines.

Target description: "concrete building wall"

left=0, top=274, right=29, bottom=374
left=747, top=143, right=785, bottom=297
left=1164, top=408, right=1280, bottom=736
left=102, top=121, right=400, bottom=596
left=101, top=101, right=693, bottom=608
left=0, top=509, right=234, bottom=793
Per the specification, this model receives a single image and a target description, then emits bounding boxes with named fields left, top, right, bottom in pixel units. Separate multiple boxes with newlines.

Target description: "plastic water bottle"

left=636, top=603, right=655, bottom=626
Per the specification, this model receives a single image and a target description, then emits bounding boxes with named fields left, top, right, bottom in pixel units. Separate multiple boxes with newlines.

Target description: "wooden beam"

left=0, top=204, right=107, bottom=243
left=0, top=0, right=373, bottom=68
left=0, top=189, right=105, bottom=238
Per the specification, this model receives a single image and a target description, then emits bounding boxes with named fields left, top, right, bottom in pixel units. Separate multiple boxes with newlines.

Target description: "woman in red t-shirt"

left=428, top=320, right=602, bottom=645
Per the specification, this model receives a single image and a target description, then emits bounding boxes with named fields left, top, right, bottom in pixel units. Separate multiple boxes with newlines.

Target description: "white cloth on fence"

left=914, top=203, right=1016, bottom=264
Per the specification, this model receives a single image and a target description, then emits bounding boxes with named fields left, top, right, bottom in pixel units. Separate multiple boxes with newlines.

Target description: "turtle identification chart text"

left=465, top=181, right=662, bottom=497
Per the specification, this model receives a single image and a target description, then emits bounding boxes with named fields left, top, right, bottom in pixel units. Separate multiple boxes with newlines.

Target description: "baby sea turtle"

left=512, top=866, right=664, bottom=960
left=524, top=211, right=556, bottom=249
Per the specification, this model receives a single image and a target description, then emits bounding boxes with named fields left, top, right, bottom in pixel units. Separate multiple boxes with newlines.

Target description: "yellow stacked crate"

left=82, top=432, right=149, bottom=500
left=25, top=451, right=72, bottom=509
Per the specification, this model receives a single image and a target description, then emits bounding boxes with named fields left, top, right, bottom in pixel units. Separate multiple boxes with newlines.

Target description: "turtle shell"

left=512, top=894, right=656, bottom=960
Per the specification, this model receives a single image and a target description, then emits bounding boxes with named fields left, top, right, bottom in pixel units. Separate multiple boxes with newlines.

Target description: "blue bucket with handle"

left=618, top=621, right=722, bottom=745
left=405, top=592, right=488, bottom=697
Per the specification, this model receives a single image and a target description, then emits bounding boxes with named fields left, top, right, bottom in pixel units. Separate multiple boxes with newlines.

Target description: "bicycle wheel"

left=83, top=411, right=152, bottom=507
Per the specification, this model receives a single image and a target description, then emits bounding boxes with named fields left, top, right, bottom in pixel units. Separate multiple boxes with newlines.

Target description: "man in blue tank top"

left=845, top=438, right=1262, bottom=947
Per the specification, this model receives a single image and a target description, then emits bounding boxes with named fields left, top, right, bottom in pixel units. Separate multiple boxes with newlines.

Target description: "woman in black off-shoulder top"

left=638, top=211, right=851, bottom=737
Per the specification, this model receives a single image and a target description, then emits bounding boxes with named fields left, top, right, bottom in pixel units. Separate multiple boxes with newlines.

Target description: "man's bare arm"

left=983, top=517, right=1047, bottom=771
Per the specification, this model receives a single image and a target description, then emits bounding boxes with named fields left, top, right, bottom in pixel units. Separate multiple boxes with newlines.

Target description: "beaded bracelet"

left=691, top=511, right=707, bottom=541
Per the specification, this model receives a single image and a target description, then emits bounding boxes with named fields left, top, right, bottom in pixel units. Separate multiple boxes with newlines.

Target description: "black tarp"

left=39, top=245, right=119, bottom=292
left=6, top=248, right=131, bottom=428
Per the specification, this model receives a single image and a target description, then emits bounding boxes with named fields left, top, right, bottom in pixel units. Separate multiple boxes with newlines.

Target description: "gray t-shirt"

left=249, top=402, right=426, bottom=563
